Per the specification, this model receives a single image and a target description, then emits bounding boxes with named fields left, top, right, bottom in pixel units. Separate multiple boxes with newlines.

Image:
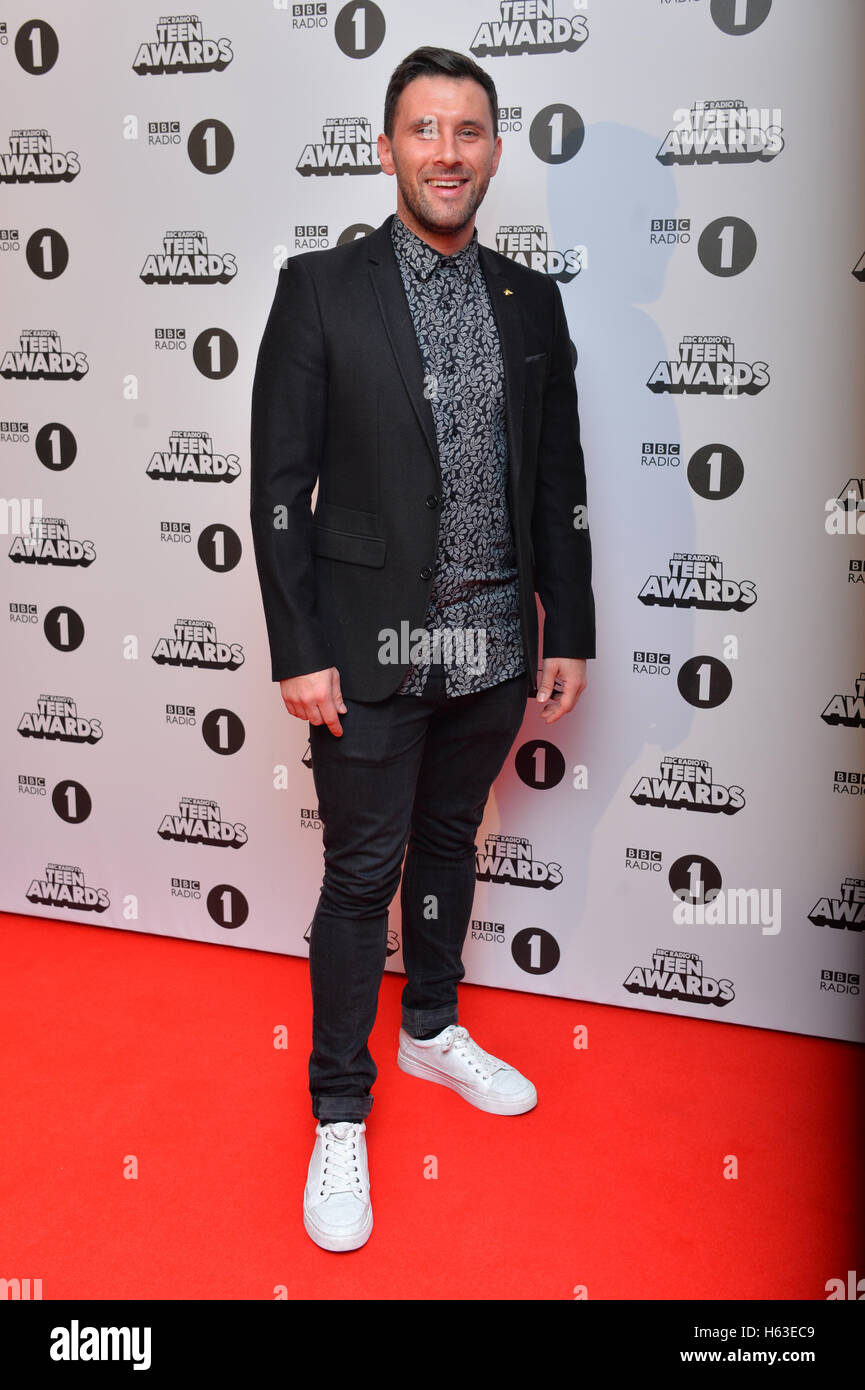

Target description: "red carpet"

left=1, top=911, right=862, bottom=1301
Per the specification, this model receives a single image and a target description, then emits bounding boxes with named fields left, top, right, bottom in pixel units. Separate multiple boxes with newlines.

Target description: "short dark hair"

left=383, top=46, right=498, bottom=142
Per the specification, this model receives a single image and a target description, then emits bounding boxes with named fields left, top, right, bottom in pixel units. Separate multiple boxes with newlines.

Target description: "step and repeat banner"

left=2, top=1, right=863, bottom=1042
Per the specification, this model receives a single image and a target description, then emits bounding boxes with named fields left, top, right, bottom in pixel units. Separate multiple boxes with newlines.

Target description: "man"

left=250, top=46, right=595, bottom=1252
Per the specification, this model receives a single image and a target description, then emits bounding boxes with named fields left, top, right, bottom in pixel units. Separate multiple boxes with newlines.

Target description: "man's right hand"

left=279, top=667, right=347, bottom=736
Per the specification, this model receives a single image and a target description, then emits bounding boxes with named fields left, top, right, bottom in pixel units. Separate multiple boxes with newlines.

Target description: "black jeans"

left=307, top=661, right=530, bottom=1123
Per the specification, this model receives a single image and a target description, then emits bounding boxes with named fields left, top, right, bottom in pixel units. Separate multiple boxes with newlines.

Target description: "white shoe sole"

left=303, top=1191, right=373, bottom=1252
left=397, top=1046, right=537, bottom=1115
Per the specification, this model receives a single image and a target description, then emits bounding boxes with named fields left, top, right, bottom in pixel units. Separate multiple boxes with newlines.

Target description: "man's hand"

left=536, top=657, right=587, bottom=724
left=279, top=667, right=347, bottom=736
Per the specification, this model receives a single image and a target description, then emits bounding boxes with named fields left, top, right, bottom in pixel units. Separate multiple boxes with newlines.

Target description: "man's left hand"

left=536, top=657, right=587, bottom=724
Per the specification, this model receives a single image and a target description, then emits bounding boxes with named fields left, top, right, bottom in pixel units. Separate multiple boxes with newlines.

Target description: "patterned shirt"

left=390, top=212, right=526, bottom=697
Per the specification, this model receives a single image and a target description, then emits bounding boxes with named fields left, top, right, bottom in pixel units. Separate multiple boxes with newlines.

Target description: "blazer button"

left=425, top=494, right=438, bottom=508
left=420, top=565, right=432, bottom=580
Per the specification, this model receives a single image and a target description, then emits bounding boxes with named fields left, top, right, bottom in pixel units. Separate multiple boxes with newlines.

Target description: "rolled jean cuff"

left=313, top=1094, right=373, bottom=1123
left=401, top=1005, right=458, bottom=1039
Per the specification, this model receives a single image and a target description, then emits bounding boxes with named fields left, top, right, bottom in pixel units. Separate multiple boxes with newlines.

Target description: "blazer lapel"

left=478, top=243, right=526, bottom=498
left=366, top=217, right=440, bottom=476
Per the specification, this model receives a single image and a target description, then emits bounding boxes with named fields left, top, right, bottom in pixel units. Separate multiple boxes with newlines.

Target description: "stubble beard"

left=395, top=161, right=492, bottom=239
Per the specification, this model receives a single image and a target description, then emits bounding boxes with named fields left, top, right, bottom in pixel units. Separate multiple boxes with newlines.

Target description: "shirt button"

left=420, top=566, right=432, bottom=580
left=425, top=494, right=438, bottom=508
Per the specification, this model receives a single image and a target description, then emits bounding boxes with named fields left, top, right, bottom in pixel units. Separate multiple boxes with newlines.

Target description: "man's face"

left=378, top=74, right=502, bottom=246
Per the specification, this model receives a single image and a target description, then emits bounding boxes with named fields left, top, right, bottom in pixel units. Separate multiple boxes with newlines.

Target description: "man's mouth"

left=425, top=177, right=469, bottom=195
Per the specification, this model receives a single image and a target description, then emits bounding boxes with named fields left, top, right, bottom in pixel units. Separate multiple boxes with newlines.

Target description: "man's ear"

left=378, top=133, right=395, bottom=175
left=490, top=134, right=503, bottom=178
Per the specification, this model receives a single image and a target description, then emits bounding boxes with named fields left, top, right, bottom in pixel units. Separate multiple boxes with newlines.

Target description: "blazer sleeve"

left=531, top=278, right=596, bottom=660
left=249, top=256, right=337, bottom=683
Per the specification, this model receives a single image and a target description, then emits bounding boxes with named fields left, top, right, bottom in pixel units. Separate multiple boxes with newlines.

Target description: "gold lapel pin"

left=504, top=288, right=514, bottom=296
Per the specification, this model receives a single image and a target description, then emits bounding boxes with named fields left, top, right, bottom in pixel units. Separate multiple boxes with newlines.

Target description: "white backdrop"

left=2, top=0, right=863, bottom=1042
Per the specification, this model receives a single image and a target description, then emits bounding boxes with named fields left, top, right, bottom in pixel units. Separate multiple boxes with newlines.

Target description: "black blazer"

left=249, top=214, right=595, bottom=701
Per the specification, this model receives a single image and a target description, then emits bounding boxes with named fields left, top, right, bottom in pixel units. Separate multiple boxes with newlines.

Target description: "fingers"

left=279, top=668, right=345, bottom=736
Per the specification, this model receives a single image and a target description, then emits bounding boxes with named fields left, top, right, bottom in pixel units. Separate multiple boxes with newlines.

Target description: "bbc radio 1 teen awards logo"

left=140, top=231, right=236, bottom=285
left=1, top=330, right=88, bottom=381
left=152, top=618, right=244, bottom=670
left=147, top=430, right=240, bottom=483
left=648, top=335, right=768, bottom=395
left=475, top=832, right=562, bottom=888
left=808, top=877, right=865, bottom=932
left=157, top=797, right=247, bottom=849
left=495, top=226, right=583, bottom=281
left=631, top=756, right=745, bottom=814
left=821, top=673, right=865, bottom=728
left=656, top=100, right=784, bottom=165
left=132, top=16, right=233, bottom=74
left=297, top=117, right=381, bottom=175
left=638, top=553, right=757, bottom=611
left=0, top=129, right=79, bottom=183
left=26, top=863, right=109, bottom=913
left=623, top=948, right=735, bottom=1007
left=9, top=516, right=95, bottom=567
left=18, top=693, right=102, bottom=743
left=470, top=1, right=588, bottom=56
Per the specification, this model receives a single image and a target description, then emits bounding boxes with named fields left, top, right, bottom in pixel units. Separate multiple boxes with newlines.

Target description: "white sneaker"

left=303, top=1121, right=372, bottom=1251
left=397, top=1024, right=537, bottom=1115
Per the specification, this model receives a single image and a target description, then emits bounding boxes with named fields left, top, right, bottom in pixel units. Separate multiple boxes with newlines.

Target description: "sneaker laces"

left=318, top=1123, right=365, bottom=1199
left=440, top=1025, right=505, bottom=1081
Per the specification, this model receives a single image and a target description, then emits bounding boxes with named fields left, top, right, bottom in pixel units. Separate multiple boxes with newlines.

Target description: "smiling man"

left=250, top=46, right=595, bottom=1252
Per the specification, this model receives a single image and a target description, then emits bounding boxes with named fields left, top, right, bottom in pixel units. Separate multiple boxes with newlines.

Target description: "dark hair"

left=383, top=46, right=498, bottom=141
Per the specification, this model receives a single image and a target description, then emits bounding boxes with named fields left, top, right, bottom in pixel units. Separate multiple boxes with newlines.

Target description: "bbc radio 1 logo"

left=157, top=797, right=247, bottom=849
left=13, top=19, right=59, bottom=74
left=1, top=419, right=29, bottom=442
left=290, top=3, right=328, bottom=31
left=656, top=100, right=784, bottom=165
left=633, top=651, right=670, bottom=677
left=638, top=553, right=757, bottom=611
left=172, top=876, right=201, bottom=900
left=147, top=430, right=240, bottom=483
left=495, top=226, right=584, bottom=281
left=140, top=231, right=236, bottom=285
left=152, top=618, right=244, bottom=670
left=19, top=773, right=46, bottom=798
left=470, top=1, right=588, bottom=57
left=631, top=756, right=745, bottom=815
left=625, top=847, right=663, bottom=873
left=623, top=948, right=735, bottom=1007
left=297, top=117, right=381, bottom=175
left=132, top=16, right=233, bottom=74
left=820, top=969, right=860, bottom=997
left=849, top=559, right=864, bottom=586
left=154, top=327, right=237, bottom=377
left=299, top=805, right=322, bottom=830
left=0, top=129, right=79, bottom=183
left=833, top=770, right=864, bottom=798
left=0, top=228, right=20, bottom=253
left=26, top=862, right=109, bottom=913
left=9, top=515, right=95, bottom=567
left=821, top=673, right=865, bottom=728
left=648, top=335, right=769, bottom=395
left=650, top=218, right=690, bottom=246
left=1, top=330, right=88, bottom=381
left=475, top=832, right=562, bottom=888
left=18, top=693, right=102, bottom=744
left=808, top=877, right=865, bottom=932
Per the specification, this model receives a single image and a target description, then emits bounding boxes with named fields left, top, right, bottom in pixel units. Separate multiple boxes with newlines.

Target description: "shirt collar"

left=391, top=212, right=479, bottom=282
